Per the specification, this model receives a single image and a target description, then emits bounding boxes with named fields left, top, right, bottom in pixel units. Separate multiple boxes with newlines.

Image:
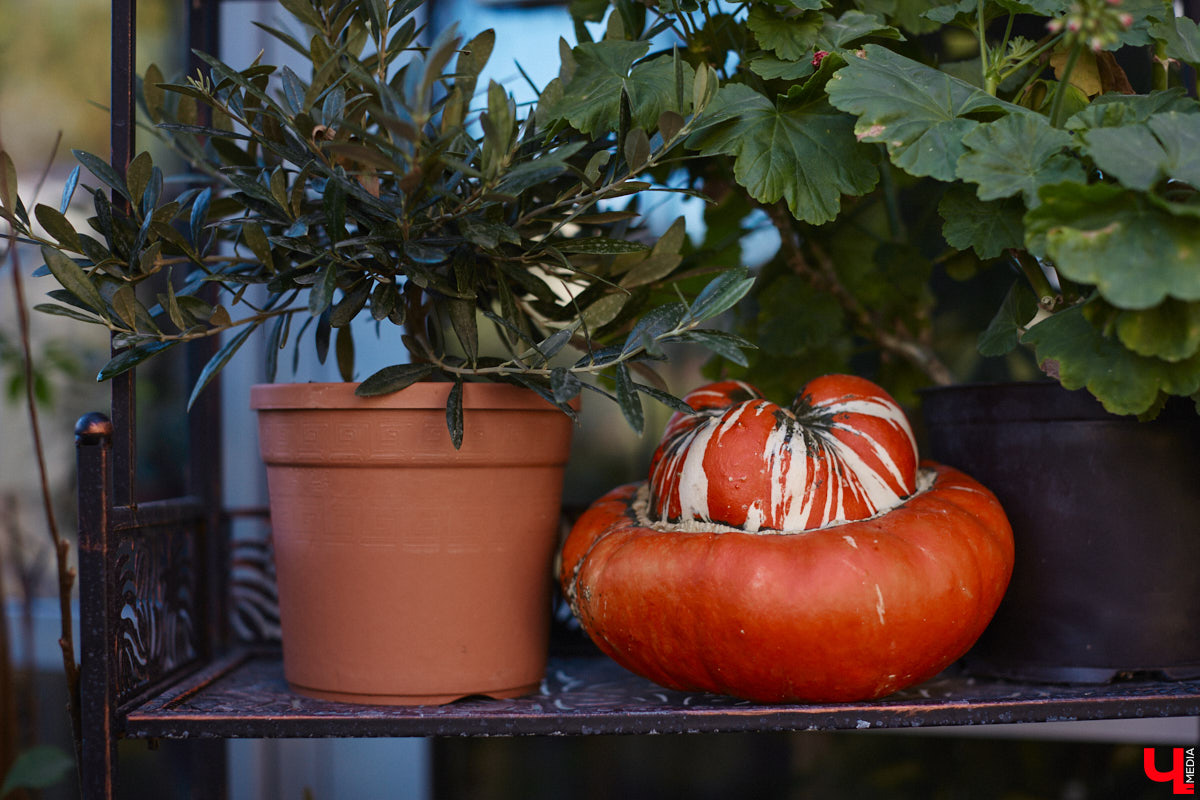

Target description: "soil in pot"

left=921, top=381, right=1200, bottom=683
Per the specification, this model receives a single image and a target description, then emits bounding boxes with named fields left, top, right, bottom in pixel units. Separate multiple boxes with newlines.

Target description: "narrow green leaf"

left=623, top=302, right=687, bottom=356
left=323, top=174, right=347, bottom=242
left=281, top=66, right=308, bottom=113
left=550, top=366, right=582, bottom=403
left=111, top=284, right=139, bottom=329
left=41, top=247, right=107, bottom=316
left=308, top=265, right=338, bottom=315
left=556, top=237, right=649, bottom=255
left=335, top=325, right=355, bottom=382
left=446, top=377, right=464, bottom=449
left=658, top=110, right=684, bottom=144
left=0, top=149, right=17, bottom=215
left=447, top=297, right=479, bottom=365
left=143, top=63, right=165, bottom=122
left=668, top=329, right=755, bottom=367
left=97, top=339, right=177, bottom=380
left=188, top=324, right=256, bottom=410
left=265, top=314, right=285, bottom=382
left=126, top=151, right=153, bottom=204
left=535, top=328, right=573, bottom=360
left=241, top=223, right=274, bottom=272
left=72, top=150, right=131, bottom=201
left=315, top=312, right=331, bottom=365
left=59, top=164, right=80, bottom=214
left=619, top=216, right=686, bottom=288
left=623, top=128, right=651, bottom=172
left=33, top=303, right=106, bottom=325
left=34, top=204, right=82, bottom=251
left=581, top=292, right=630, bottom=330
left=633, top=382, right=694, bottom=415
left=190, top=187, right=211, bottom=247
left=688, top=268, right=755, bottom=323
left=277, top=0, right=323, bottom=27
left=330, top=280, right=371, bottom=327
left=614, top=363, right=644, bottom=434
left=370, top=282, right=398, bottom=322
left=165, top=281, right=188, bottom=330
left=209, top=305, right=232, bottom=328
left=356, top=363, right=435, bottom=396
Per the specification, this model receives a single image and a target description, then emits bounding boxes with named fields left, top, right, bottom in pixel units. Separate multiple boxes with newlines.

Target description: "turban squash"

left=559, top=375, right=1014, bottom=703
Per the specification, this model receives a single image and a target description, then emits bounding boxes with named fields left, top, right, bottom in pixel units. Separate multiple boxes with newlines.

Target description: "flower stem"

left=1011, top=249, right=1056, bottom=307
left=1049, top=43, right=1081, bottom=127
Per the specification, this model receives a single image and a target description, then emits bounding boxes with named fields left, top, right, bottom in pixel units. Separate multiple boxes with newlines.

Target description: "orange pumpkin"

left=560, top=375, right=1014, bottom=703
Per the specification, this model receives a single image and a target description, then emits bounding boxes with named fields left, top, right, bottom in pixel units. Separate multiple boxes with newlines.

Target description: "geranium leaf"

left=1114, top=299, right=1200, bottom=362
left=747, top=6, right=823, bottom=61
left=1022, top=305, right=1200, bottom=416
left=1066, top=89, right=1197, bottom=130
left=939, top=185, right=1025, bottom=259
left=1026, top=182, right=1200, bottom=310
left=548, top=41, right=694, bottom=135
left=748, top=56, right=815, bottom=81
left=1081, top=112, right=1200, bottom=192
left=826, top=45, right=1028, bottom=181
left=957, top=113, right=1085, bottom=206
left=816, top=10, right=903, bottom=49
left=978, top=280, right=1041, bottom=357
left=1152, top=15, right=1200, bottom=67
left=691, top=83, right=878, bottom=224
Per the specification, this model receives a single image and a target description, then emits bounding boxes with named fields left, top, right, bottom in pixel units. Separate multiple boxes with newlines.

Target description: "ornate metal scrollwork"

left=113, top=519, right=198, bottom=702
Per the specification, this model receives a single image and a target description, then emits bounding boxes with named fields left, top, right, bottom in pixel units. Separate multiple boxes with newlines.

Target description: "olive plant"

left=0, top=0, right=755, bottom=445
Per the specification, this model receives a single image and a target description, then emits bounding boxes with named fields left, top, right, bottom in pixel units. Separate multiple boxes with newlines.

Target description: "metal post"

left=110, top=0, right=137, bottom=507
left=76, top=413, right=117, bottom=800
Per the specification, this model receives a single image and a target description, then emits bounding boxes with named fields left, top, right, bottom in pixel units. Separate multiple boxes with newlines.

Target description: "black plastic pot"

left=921, top=381, right=1200, bottom=683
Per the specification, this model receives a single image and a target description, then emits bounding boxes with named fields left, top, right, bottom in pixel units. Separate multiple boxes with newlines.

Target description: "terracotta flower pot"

left=250, top=381, right=576, bottom=705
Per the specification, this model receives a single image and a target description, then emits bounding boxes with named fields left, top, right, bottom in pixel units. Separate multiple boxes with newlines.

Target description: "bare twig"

left=763, top=201, right=954, bottom=386
left=1, top=140, right=83, bottom=766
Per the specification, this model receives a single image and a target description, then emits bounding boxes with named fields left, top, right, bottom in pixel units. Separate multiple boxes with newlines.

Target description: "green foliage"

left=2, top=0, right=757, bottom=444
left=552, top=0, right=1200, bottom=416
left=1, top=746, right=74, bottom=797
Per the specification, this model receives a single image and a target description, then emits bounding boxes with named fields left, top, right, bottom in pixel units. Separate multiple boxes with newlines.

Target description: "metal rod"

left=76, top=413, right=117, bottom=800
left=110, top=0, right=138, bottom=507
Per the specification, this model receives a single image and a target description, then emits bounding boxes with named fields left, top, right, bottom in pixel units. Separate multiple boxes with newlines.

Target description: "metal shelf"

left=121, top=648, right=1200, bottom=739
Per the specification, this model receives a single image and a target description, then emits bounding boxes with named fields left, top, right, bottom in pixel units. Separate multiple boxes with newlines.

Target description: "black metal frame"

left=75, top=1, right=1200, bottom=798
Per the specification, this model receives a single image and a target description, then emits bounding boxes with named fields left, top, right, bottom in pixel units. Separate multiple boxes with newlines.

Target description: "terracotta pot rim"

left=250, top=380, right=579, bottom=411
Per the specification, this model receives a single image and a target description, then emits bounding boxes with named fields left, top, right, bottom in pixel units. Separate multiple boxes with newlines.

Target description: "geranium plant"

left=0, top=0, right=756, bottom=445
left=547, top=0, right=1200, bottom=415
